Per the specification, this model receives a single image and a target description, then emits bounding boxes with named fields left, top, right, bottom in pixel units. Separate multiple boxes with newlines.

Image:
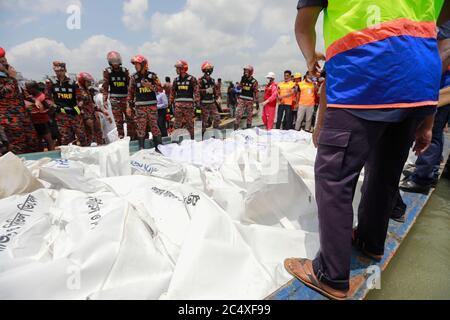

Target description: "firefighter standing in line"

left=169, top=60, right=200, bottom=139
left=0, top=47, right=39, bottom=154
left=77, top=72, right=104, bottom=146
left=102, top=51, right=136, bottom=140
left=235, top=65, right=259, bottom=130
left=198, top=61, right=221, bottom=133
left=46, top=61, right=87, bottom=146
left=126, top=55, right=163, bottom=150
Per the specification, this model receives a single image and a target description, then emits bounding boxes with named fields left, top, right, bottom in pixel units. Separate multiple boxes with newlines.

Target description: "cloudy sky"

left=0, top=0, right=324, bottom=83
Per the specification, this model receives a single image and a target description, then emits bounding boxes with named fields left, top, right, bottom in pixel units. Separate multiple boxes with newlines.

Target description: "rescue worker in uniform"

left=261, top=72, right=278, bottom=130
left=295, top=72, right=317, bottom=132
left=126, top=55, right=163, bottom=150
left=78, top=72, right=104, bottom=146
left=198, top=61, right=221, bottom=133
left=169, top=60, right=200, bottom=139
left=0, top=47, right=39, bottom=154
left=102, top=51, right=136, bottom=139
left=235, top=65, right=259, bottom=130
left=276, top=70, right=296, bottom=130
left=46, top=61, right=87, bottom=146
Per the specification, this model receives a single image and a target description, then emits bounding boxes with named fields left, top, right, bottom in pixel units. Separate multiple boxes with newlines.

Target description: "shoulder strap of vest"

left=133, top=73, right=140, bottom=80
left=107, top=67, right=112, bottom=74
left=121, top=67, right=126, bottom=73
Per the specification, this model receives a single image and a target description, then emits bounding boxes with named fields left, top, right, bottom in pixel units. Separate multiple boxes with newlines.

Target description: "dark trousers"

left=412, top=105, right=450, bottom=185
left=157, top=108, right=168, bottom=137
left=312, top=108, right=423, bottom=291
left=276, top=105, right=293, bottom=130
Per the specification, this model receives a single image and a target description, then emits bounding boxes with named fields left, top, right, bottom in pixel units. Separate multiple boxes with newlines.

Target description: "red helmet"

left=201, top=61, right=214, bottom=73
left=107, top=51, right=122, bottom=65
left=243, top=65, right=254, bottom=76
left=174, top=60, right=189, bottom=73
left=0, top=47, right=5, bottom=58
left=131, top=55, right=148, bottom=71
left=77, top=72, right=94, bottom=88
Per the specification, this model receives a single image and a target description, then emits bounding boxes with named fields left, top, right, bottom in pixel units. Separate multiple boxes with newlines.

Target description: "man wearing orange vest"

left=294, top=72, right=317, bottom=132
left=284, top=0, right=446, bottom=300
left=276, top=70, right=296, bottom=130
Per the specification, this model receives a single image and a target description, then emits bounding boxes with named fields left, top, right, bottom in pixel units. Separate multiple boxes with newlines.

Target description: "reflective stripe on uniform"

left=175, top=98, right=194, bottom=102
left=135, top=101, right=157, bottom=106
left=110, top=93, right=128, bottom=98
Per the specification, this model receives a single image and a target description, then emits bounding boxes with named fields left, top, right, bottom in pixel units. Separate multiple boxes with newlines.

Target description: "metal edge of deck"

left=267, top=132, right=450, bottom=301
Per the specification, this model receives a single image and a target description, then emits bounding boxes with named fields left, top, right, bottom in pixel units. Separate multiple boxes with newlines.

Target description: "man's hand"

left=307, top=52, right=325, bottom=77
left=141, top=79, right=154, bottom=90
left=413, top=115, right=434, bottom=156
left=126, top=106, right=133, bottom=118
left=312, top=125, right=321, bottom=148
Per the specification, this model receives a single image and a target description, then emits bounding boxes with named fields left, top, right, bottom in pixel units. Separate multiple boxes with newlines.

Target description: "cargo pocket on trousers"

left=315, top=128, right=351, bottom=181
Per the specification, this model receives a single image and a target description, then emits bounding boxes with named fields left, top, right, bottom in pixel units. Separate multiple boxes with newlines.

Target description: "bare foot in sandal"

left=284, top=258, right=348, bottom=300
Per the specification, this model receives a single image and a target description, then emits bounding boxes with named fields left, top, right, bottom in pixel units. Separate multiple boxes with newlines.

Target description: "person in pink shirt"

left=261, top=72, right=278, bottom=130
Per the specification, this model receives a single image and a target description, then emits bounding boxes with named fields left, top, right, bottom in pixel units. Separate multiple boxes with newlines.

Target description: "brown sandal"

left=284, top=258, right=348, bottom=300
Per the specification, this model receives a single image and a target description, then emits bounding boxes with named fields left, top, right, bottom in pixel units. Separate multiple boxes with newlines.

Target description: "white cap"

left=265, top=72, right=275, bottom=79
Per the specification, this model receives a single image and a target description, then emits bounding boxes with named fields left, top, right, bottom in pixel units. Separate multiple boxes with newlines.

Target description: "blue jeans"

left=412, top=105, right=450, bottom=186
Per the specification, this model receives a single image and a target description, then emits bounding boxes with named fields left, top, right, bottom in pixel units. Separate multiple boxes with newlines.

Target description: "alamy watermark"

left=66, top=4, right=81, bottom=30
left=365, top=265, right=381, bottom=290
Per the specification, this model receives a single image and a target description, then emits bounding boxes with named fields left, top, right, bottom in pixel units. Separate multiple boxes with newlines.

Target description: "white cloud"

left=5, top=1, right=327, bottom=84
left=122, top=0, right=150, bottom=31
left=7, top=35, right=132, bottom=81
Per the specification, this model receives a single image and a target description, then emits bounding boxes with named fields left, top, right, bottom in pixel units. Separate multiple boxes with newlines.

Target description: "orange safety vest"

left=298, top=81, right=316, bottom=107
left=278, top=81, right=295, bottom=106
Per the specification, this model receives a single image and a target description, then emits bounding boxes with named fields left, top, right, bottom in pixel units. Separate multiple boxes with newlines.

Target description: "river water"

left=368, top=172, right=450, bottom=300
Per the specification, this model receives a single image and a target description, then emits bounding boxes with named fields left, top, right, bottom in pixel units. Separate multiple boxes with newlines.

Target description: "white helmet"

left=265, top=72, right=276, bottom=79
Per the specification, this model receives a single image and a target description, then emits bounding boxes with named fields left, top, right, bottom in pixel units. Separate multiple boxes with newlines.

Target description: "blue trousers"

left=412, top=105, right=450, bottom=185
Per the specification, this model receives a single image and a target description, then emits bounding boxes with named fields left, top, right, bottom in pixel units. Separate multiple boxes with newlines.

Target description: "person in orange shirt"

left=276, top=70, right=296, bottom=130
left=295, top=71, right=317, bottom=132
left=291, top=72, right=303, bottom=129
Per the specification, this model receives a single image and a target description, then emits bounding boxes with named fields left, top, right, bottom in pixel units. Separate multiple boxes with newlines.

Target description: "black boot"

left=246, top=123, right=252, bottom=129
left=138, top=137, right=145, bottom=150
left=399, top=178, right=431, bottom=195
left=234, top=123, right=239, bottom=131
left=153, top=136, right=162, bottom=154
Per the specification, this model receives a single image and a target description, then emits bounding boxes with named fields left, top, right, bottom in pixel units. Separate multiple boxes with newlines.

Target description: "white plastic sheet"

left=0, top=153, right=44, bottom=199
left=0, top=129, right=335, bottom=300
